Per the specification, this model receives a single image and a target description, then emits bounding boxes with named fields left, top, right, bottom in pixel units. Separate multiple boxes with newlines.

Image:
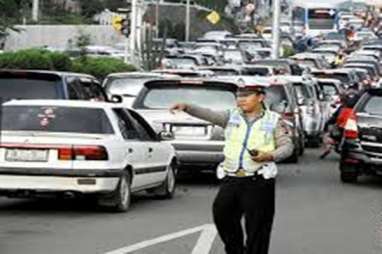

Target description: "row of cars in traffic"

left=2, top=18, right=382, bottom=211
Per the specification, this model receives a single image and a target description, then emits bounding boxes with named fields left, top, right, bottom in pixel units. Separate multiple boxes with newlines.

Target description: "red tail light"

left=344, top=113, right=358, bottom=139
left=58, top=146, right=108, bottom=161
left=58, top=148, right=72, bottom=160
left=283, top=112, right=294, bottom=118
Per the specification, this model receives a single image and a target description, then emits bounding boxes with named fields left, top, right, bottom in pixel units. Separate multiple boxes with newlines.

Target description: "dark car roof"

left=0, top=69, right=96, bottom=79
left=141, top=79, right=237, bottom=91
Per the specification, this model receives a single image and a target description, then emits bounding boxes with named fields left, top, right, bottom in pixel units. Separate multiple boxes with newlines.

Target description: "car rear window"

left=358, top=95, right=382, bottom=115
left=138, top=85, right=236, bottom=110
left=0, top=77, right=61, bottom=101
left=243, top=67, right=270, bottom=76
left=165, top=58, right=197, bottom=68
left=211, top=69, right=240, bottom=76
left=2, top=106, right=114, bottom=134
left=105, top=77, right=152, bottom=97
left=238, top=41, right=264, bottom=52
left=313, top=73, right=350, bottom=84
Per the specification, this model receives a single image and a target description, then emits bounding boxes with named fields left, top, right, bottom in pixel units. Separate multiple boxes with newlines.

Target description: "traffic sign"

left=206, top=11, right=220, bottom=25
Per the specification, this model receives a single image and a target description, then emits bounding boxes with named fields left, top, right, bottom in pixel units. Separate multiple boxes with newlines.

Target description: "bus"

left=291, top=1, right=342, bottom=37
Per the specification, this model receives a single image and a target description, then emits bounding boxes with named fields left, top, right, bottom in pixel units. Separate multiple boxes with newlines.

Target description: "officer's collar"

left=238, top=107, right=265, bottom=121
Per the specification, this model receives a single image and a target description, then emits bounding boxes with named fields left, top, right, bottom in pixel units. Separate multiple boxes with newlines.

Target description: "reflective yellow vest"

left=223, top=108, right=279, bottom=173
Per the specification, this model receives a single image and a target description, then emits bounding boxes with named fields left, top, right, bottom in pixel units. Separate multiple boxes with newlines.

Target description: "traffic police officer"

left=170, top=83, right=293, bottom=254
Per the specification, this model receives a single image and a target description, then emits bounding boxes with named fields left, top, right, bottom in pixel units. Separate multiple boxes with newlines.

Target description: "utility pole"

left=271, top=0, right=281, bottom=59
left=130, top=0, right=137, bottom=64
left=155, top=0, right=160, bottom=38
left=185, top=0, right=190, bottom=41
left=32, top=0, right=39, bottom=22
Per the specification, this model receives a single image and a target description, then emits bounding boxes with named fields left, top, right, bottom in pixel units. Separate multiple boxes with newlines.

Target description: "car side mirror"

left=270, top=101, right=287, bottom=113
left=297, top=97, right=306, bottom=105
left=110, top=94, right=123, bottom=103
left=158, top=131, right=174, bottom=141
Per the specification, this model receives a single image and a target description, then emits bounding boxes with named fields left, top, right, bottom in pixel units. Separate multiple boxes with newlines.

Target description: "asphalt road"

left=0, top=149, right=381, bottom=254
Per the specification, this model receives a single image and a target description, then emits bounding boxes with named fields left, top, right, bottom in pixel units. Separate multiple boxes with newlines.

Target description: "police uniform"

left=182, top=89, right=293, bottom=254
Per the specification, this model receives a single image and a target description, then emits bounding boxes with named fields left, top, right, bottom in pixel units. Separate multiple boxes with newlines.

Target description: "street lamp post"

left=155, top=0, right=160, bottom=38
left=271, top=0, right=281, bottom=59
left=185, top=0, right=190, bottom=41
left=130, top=0, right=137, bottom=64
left=32, top=0, right=39, bottom=22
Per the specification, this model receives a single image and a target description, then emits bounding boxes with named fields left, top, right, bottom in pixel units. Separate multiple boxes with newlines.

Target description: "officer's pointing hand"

left=170, top=103, right=188, bottom=114
left=252, top=152, right=274, bottom=162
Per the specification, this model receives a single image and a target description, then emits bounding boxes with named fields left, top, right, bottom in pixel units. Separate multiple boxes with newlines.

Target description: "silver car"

left=132, top=79, right=237, bottom=169
left=102, top=72, right=179, bottom=107
left=281, top=76, right=324, bottom=147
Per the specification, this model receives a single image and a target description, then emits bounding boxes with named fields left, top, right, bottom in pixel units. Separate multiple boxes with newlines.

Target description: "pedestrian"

left=170, top=83, right=293, bottom=254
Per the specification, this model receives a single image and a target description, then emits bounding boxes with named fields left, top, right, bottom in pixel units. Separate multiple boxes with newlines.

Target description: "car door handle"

left=148, top=147, right=153, bottom=153
left=128, top=148, right=133, bottom=153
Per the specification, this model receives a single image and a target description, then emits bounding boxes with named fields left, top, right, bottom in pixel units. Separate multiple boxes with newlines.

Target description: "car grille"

left=360, top=127, right=382, bottom=143
left=361, top=144, right=382, bottom=154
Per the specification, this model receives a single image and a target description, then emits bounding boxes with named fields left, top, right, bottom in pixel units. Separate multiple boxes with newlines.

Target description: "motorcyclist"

left=320, top=89, right=360, bottom=158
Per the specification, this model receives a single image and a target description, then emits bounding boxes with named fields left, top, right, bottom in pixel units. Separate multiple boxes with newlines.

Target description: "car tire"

left=299, top=137, right=305, bottom=156
left=153, top=163, right=176, bottom=199
left=309, top=136, right=321, bottom=148
left=98, top=171, right=131, bottom=212
left=340, top=171, right=358, bottom=183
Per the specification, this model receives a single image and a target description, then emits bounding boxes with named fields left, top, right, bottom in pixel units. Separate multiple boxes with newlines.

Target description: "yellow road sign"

left=112, top=15, right=123, bottom=31
left=206, top=11, right=220, bottom=25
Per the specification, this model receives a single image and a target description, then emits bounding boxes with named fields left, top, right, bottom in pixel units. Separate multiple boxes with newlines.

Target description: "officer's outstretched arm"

left=170, top=103, right=229, bottom=128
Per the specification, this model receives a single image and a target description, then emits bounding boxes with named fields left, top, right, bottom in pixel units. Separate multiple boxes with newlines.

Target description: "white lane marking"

left=191, top=224, right=217, bottom=254
left=105, top=224, right=217, bottom=254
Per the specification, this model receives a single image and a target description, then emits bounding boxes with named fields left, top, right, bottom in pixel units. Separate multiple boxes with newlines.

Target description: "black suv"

left=0, top=69, right=107, bottom=102
left=340, top=88, right=382, bottom=183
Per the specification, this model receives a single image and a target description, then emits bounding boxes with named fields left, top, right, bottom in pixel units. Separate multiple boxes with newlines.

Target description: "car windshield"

left=140, top=86, right=236, bottom=110
left=319, top=82, right=338, bottom=95
left=239, top=42, right=264, bottom=52
left=359, top=96, right=382, bottom=115
left=224, top=51, right=243, bottom=62
left=294, top=59, right=317, bottom=69
left=105, top=77, right=152, bottom=96
left=1, top=106, right=114, bottom=134
left=0, top=77, right=60, bottom=101
left=166, top=58, right=197, bottom=68
left=293, top=83, right=313, bottom=99
left=264, top=85, right=288, bottom=108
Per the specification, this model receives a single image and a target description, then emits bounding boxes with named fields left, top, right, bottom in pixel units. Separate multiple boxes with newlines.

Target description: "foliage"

left=0, top=49, right=52, bottom=69
left=282, top=46, right=295, bottom=58
left=0, top=49, right=136, bottom=80
left=71, top=57, right=136, bottom=80
left=75, top=0, right=105, bottom=18
left=0, top=0, right=25, bottom=33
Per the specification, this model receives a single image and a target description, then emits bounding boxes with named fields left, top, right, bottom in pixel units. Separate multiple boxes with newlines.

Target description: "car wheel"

left=309, top=136, right=321, bottom=148
left=340, top=171, right=358, bottom=183
left=299, top=137, right=305, bottom=156
left=98, top=171, right=131, bottom=212
left=153, top=163, right=176, bottom=199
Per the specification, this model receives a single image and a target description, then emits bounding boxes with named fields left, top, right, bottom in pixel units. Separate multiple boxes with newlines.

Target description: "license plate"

left=172, top=126, right=206, bottom=136
left=5, top=149, right=48, bottom=162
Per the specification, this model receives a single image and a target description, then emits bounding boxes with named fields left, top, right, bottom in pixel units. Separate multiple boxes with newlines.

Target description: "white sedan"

left=0, top=100, right=177, bottom=212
